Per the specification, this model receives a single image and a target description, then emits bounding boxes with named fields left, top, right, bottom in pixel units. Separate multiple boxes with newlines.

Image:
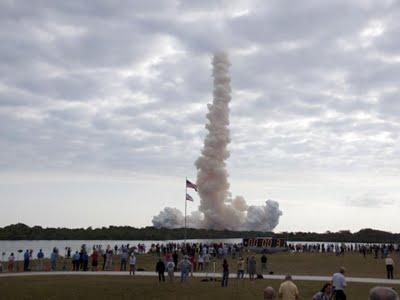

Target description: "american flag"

left=186, top=179, right=198, bottom=192
left=186, top=193, right=194, bottom=202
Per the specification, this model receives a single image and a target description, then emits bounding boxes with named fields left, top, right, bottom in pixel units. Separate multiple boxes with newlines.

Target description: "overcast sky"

left=1, top=0, right=399, bottom=233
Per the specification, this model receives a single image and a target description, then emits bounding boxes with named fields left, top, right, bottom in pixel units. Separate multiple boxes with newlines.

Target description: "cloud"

left=0, top=0, right=399, bottom=179
left=346, top=192, right=396, bottom=208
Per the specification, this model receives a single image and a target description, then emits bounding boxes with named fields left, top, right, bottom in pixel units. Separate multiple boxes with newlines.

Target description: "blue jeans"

left=181, top=270, right=189, bottom=282
left=221, top=271, right=229, bottom=287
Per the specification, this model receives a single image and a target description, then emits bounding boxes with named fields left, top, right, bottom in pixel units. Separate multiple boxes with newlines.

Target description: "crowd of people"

left=1, top=241, right=399, bottom=299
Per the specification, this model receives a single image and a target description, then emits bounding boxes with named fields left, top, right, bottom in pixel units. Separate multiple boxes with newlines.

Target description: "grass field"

left=6, top=251, right=398, bottom=279
left=0, top=275, right=398, bottom=300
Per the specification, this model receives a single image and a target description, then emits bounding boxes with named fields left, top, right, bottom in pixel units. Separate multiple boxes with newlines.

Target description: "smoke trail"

left=152, top=52, right=282, bottom=231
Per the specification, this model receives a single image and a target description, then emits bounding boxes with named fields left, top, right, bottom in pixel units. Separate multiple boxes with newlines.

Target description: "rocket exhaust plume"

left=152, top=52, right=282, bottom=231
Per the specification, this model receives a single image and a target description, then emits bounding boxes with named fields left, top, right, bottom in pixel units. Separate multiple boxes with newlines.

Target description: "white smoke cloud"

left=152, top=207, right=183, bottom=229
left=152, top=52, right=283, bottom=231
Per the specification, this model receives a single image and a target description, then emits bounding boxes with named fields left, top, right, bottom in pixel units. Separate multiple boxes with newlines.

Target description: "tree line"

left=0, top=223, right=399, bottom=243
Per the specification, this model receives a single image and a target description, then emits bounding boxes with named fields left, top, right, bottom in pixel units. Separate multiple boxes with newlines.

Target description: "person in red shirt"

left=91, top=249, right=99, bottom=271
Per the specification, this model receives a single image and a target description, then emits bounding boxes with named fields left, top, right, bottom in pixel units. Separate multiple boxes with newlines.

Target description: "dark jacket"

left=156, top=261, right=165, bottom=273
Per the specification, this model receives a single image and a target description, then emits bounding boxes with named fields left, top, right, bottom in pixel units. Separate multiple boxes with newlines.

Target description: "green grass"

left=7, top=251, right=397, bottom=279
left=0, top=275, right=398, bottom=300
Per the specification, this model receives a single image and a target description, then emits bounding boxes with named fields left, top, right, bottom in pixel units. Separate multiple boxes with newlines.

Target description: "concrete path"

left=0, top=271, right=399, bottom=285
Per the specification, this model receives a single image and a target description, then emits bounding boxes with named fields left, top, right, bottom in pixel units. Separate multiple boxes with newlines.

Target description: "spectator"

left=198, top=254, right=204, bottom=271
left=23, top=249, right=30, bottom=271
left=179, top=255, right=192, bottom=283
left=261, top=254, right=268, bottom=274
left=129, top=253, right=136, bottom=275
left=264, top=286, right=277, bottom=300
left=37, top=249, right=44, bottom=271
left=105, top=250, right=113, bottom=271
left=278, top=274, right=299, bottom=300
left=172, top=251, right=178, bottom=271
left=7, top=253, right=15, bottom=272
left=72, top=251, right=80, bottom=271
left=385, top=255, right=395, bottom=279
left=248, top=256, right=257, bottom=280
left=120, top=249, right=128, bottom=271
left=332, top=267, right=347, bottom=300
left=221, top=259, right=229, bottom=287
left=369, top=286, right=399, bottom=300
left=312, top=283, right=333, bottom=300
left=166, top=259, right=175, bottom=281
left=237, top=257, right=245, bottom=279
left=82, top=251, right=89, bottom=271
left=50, top=248, right=58, bottom=271
left=91, top=249, right=99, bottom=271
left=155, top=258, right=165, bottom=282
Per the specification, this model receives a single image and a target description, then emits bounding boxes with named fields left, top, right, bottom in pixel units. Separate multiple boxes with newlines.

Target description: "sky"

left=0, top=0, right=399, bottom=233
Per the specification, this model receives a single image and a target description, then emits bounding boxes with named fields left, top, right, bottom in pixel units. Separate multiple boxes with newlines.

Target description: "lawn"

left=6, top=251, right=397, bottom=279
left=0, top=275, right=398, bottom=300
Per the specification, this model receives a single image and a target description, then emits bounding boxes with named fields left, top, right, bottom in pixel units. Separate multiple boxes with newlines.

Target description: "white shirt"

left=129, top=256, right=136, bottom=265
left=385, top=258, right=394, bottom=266
left=332, top=272, right=346, bottom=290
left=166, top=261, right=175, bottom=272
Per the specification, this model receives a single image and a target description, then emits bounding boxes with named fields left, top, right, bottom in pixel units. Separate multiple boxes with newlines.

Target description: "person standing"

left=261, top=254, right=268, bottom=274
left=221, top=259, right=229, bottom=287
left=385, top=255, right=395, bottom=279
left=237, top=257, right=245, bottom=279
left=198, top=254, right=204, bottom=271
left=278, top=274, right=299, bottom=300
left=105, top=250, right=113, bottom=271
left=82, top=251, right=89, bottom=271
left=129, top=253, right=136, bottom=275
left=120, top=249, right=128, bottom=271
left=248, top=256, right=257, bottom=280
left=7, top=253, right=15, bottom=272
left=23, top=249, right=30, bottom=271
left=156, top=259, right=165, bottom=282
left=332, top=267, right=347, bottom=300
left=166, top=259, right=175, bottom=281
left=50, top=248, right=58, bottom=271
left=91, top=249, right=99, bottom=271
left=172, top=251, right=178, bottom=271
left=37, top=249, right=44, bottom=271
left=179, top=255, right=192, bottom=283
left=72, top=251, right=80, bottom=271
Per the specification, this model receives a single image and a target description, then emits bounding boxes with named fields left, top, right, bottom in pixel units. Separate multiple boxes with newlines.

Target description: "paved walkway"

left=1, top=271, right=399, bottom=285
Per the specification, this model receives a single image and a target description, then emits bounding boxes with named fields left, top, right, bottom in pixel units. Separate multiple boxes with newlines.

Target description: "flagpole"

left=184, top=177, right=187, bottom=243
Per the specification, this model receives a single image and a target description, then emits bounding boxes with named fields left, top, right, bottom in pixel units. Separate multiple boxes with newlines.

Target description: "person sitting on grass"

left=264, top=286, right=277, bottom=300
left=369, top=286, right=399, bottom=300
left=278, top=274, right=299, bottom=300
left=312, top=283, right=332, bottom=300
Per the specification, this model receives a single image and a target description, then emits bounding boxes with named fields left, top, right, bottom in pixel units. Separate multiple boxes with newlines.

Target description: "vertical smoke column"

left=195, top=52, right=235, bottom=229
